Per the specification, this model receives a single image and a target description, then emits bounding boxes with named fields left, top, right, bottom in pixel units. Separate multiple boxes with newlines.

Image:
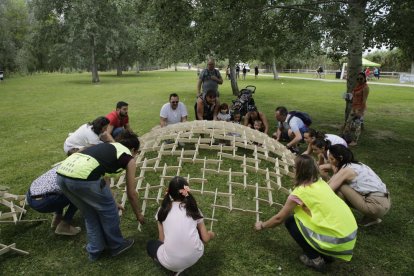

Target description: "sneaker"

left=111, top=239, right=135, bottom=257
left=55, top=221, right=81, bottom=236
left=299, top=255, right=326, bottom=272
left=51, top=214, right=62, bottom=228
left=359, top=217, right=382, bottom=227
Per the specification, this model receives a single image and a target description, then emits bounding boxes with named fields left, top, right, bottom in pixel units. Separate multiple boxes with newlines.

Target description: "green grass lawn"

left=1, top=71, right=413, bottom=275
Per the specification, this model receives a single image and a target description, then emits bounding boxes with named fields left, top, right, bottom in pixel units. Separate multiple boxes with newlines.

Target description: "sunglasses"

left=171, top=101, right=179, bottom=104
left=357, top=78, right=363, bottom=81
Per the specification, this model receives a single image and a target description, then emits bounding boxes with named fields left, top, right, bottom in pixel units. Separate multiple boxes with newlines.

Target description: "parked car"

left=237, top=63, right=250, bottom=72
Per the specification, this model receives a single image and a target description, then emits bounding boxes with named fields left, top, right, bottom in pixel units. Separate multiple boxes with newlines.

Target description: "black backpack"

left=288, top=111, right=312, bottom=126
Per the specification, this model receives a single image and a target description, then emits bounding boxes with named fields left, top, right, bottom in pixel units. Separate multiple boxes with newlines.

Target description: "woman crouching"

left=147, top=177, right=215, bottom=275
left=255, top=155, right=357, bottom=272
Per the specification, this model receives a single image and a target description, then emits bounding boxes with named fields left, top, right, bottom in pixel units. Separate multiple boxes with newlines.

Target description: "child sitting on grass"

left=147, top=177, right=215, bottom=275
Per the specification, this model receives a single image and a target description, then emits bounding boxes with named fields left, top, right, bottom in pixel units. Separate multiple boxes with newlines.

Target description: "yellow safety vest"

left=291, top=179, right=357, bottom=261
left=57, top=143, right=130, bottom=180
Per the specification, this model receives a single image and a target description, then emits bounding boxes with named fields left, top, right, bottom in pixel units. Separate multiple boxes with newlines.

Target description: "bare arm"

left=160, top=117, right=167, bottom=127
left=181, top=115, right=187, bottom=122
left=213, top=99, right=220, bottom=121
left=302, top=143, right=312, bottom=155
left=287, top=130, right=302, bottom=147
left=106, top=124, right=116, bottom=142
left=362, top=86, right=369, bottom=106
left=243, top=113, right=250, bottom=126
left=255, top=198, right=297, bottom=230
left=125, top=159, right=144, bottom=224
left=196, top=98, right=204, bottom=120
left=157, top=221, right=165, bottom=241
left=259, top=112, right=269, bottom=134
left=211, top=75, right=223, bottom=85
left=197, top=221, right=215, bottom=243
left=328, top=167, right=356, bottom=191
left=196, top=79, right=202, bottom=96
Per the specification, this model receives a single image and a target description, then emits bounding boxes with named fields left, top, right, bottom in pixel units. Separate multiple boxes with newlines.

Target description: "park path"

left=254, top=73, right=414, bottom=88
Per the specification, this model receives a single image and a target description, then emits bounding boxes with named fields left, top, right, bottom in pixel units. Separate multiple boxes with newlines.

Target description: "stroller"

left=230, top=85, right=256, bottom=118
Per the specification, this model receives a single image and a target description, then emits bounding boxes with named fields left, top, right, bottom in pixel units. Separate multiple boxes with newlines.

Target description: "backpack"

left=288, top=111, right=312, bottom=126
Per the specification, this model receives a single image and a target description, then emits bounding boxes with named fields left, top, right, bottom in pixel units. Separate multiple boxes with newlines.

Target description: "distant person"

left=254, top=65, right=259, bottom=79
left=316, top=66, right=323, bottom=78
left=196, top=58, right=223, bottom=97
left=328, top=144, right=391, bottom=227
left=226, top=65, right=231, bottom=80
left=348, top=72, right=370, bottom=146
left=273, top=106, right=310, bottom=153
left=64, top=116, right=110, bottom=155
left=217, top=103, right=231, bottom=122
left=243, top=106, right=269, bottom=135
left=26, top=165, right=80, bottom=236
left=236, top=64, right=240, bottom=79
left=160, top=93, right=188, bottom=127
left=106, top=101, right=132, bottom=142
left=195, top=90, right=219, bottom=121
left=255, top=155, right=357, bottom=272
left=373, top=67, right=380, bottom=80
left=57, top=130, right=145, bottom=261
left=242, top=66, right=247, bottom=80
left=365, top=67, right=371, bottom=80
left=146, top=177, right=215, bottom=275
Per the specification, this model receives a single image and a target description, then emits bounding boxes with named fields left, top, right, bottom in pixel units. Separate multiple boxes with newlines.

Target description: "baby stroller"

left=230, top=85, right=256, bottom=118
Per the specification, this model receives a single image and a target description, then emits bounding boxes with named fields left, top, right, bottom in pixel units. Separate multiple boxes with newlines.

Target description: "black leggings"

left=146, top=240, right=163, bottom=260
left=285, top=215, right=322, bottom=259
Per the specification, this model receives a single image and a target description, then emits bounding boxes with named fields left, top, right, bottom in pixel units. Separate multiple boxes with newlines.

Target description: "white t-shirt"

left=156, top=202, right=204, bottom=272
left=63, top=124, right=102, bottom=154
left=325, top=134, right=348, bottom=147
left=160, top=102, right=188, bottom=125
left=348, top=163, right=387, bottom=194
left=217, top=112, right=231, bottom=122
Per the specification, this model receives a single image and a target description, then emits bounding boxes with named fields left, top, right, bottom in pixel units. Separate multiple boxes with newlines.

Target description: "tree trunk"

left=343, top=0, right=366, bottom=123
left=136, top=62, right=140, bottom=73
left=174, top=63, right=177, bottom=71
left=90, top=36, right=100, bottom=83
left=228, top=59, right=239, bottom=96
left=117, top=64, right=123, bottom=76
left=272, top=57, right=279, bottom=80
left=411, top=59, right=414, bottom=75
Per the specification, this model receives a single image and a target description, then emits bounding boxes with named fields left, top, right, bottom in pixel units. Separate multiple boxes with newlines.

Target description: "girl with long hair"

left=147, top=177, right=215, bottom=275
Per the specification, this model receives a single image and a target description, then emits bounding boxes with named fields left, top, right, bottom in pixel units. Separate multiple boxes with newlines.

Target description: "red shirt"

left=106, top=111, right=129, bottom=128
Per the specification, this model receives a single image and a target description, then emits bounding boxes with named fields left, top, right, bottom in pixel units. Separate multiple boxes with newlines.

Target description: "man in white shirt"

left=273, top=106, right=309, bottom=152
left=160, top=93, right=188, bottom=127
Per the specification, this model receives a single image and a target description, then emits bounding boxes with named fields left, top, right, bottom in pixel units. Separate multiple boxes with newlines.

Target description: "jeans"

left=112, top=127, right=124, bottom=138
left=147, top=240, right=163, bottom=260
left=285, top=215, right=323, bottom=259
left=57, top=175, right=124, bottom=259
left=26, top=191, right=77, bottom=222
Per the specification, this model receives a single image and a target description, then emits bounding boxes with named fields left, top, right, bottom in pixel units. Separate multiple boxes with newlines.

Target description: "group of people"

left=26, top=100, right=215, bottom=274
left=25, top=61, right=386, bottom=273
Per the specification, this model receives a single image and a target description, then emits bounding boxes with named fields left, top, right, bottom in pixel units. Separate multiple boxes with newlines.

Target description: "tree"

left=0, top=0, right=30, bottom=74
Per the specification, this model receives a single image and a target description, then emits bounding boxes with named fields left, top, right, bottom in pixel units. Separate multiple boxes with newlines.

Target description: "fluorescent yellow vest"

left=291, top=179, right=357, bottom=261
left=57, top=143, right=130, bottom=179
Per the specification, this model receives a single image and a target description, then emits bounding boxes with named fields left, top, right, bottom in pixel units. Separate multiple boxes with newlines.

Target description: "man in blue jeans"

left=26, top=166, right=80, bottom=235
left=56, top=130, right=144, bottom=261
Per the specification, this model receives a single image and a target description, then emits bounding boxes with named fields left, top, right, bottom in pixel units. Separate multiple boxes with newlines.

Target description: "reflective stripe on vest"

left=297, top=219, right=355, bottom=257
